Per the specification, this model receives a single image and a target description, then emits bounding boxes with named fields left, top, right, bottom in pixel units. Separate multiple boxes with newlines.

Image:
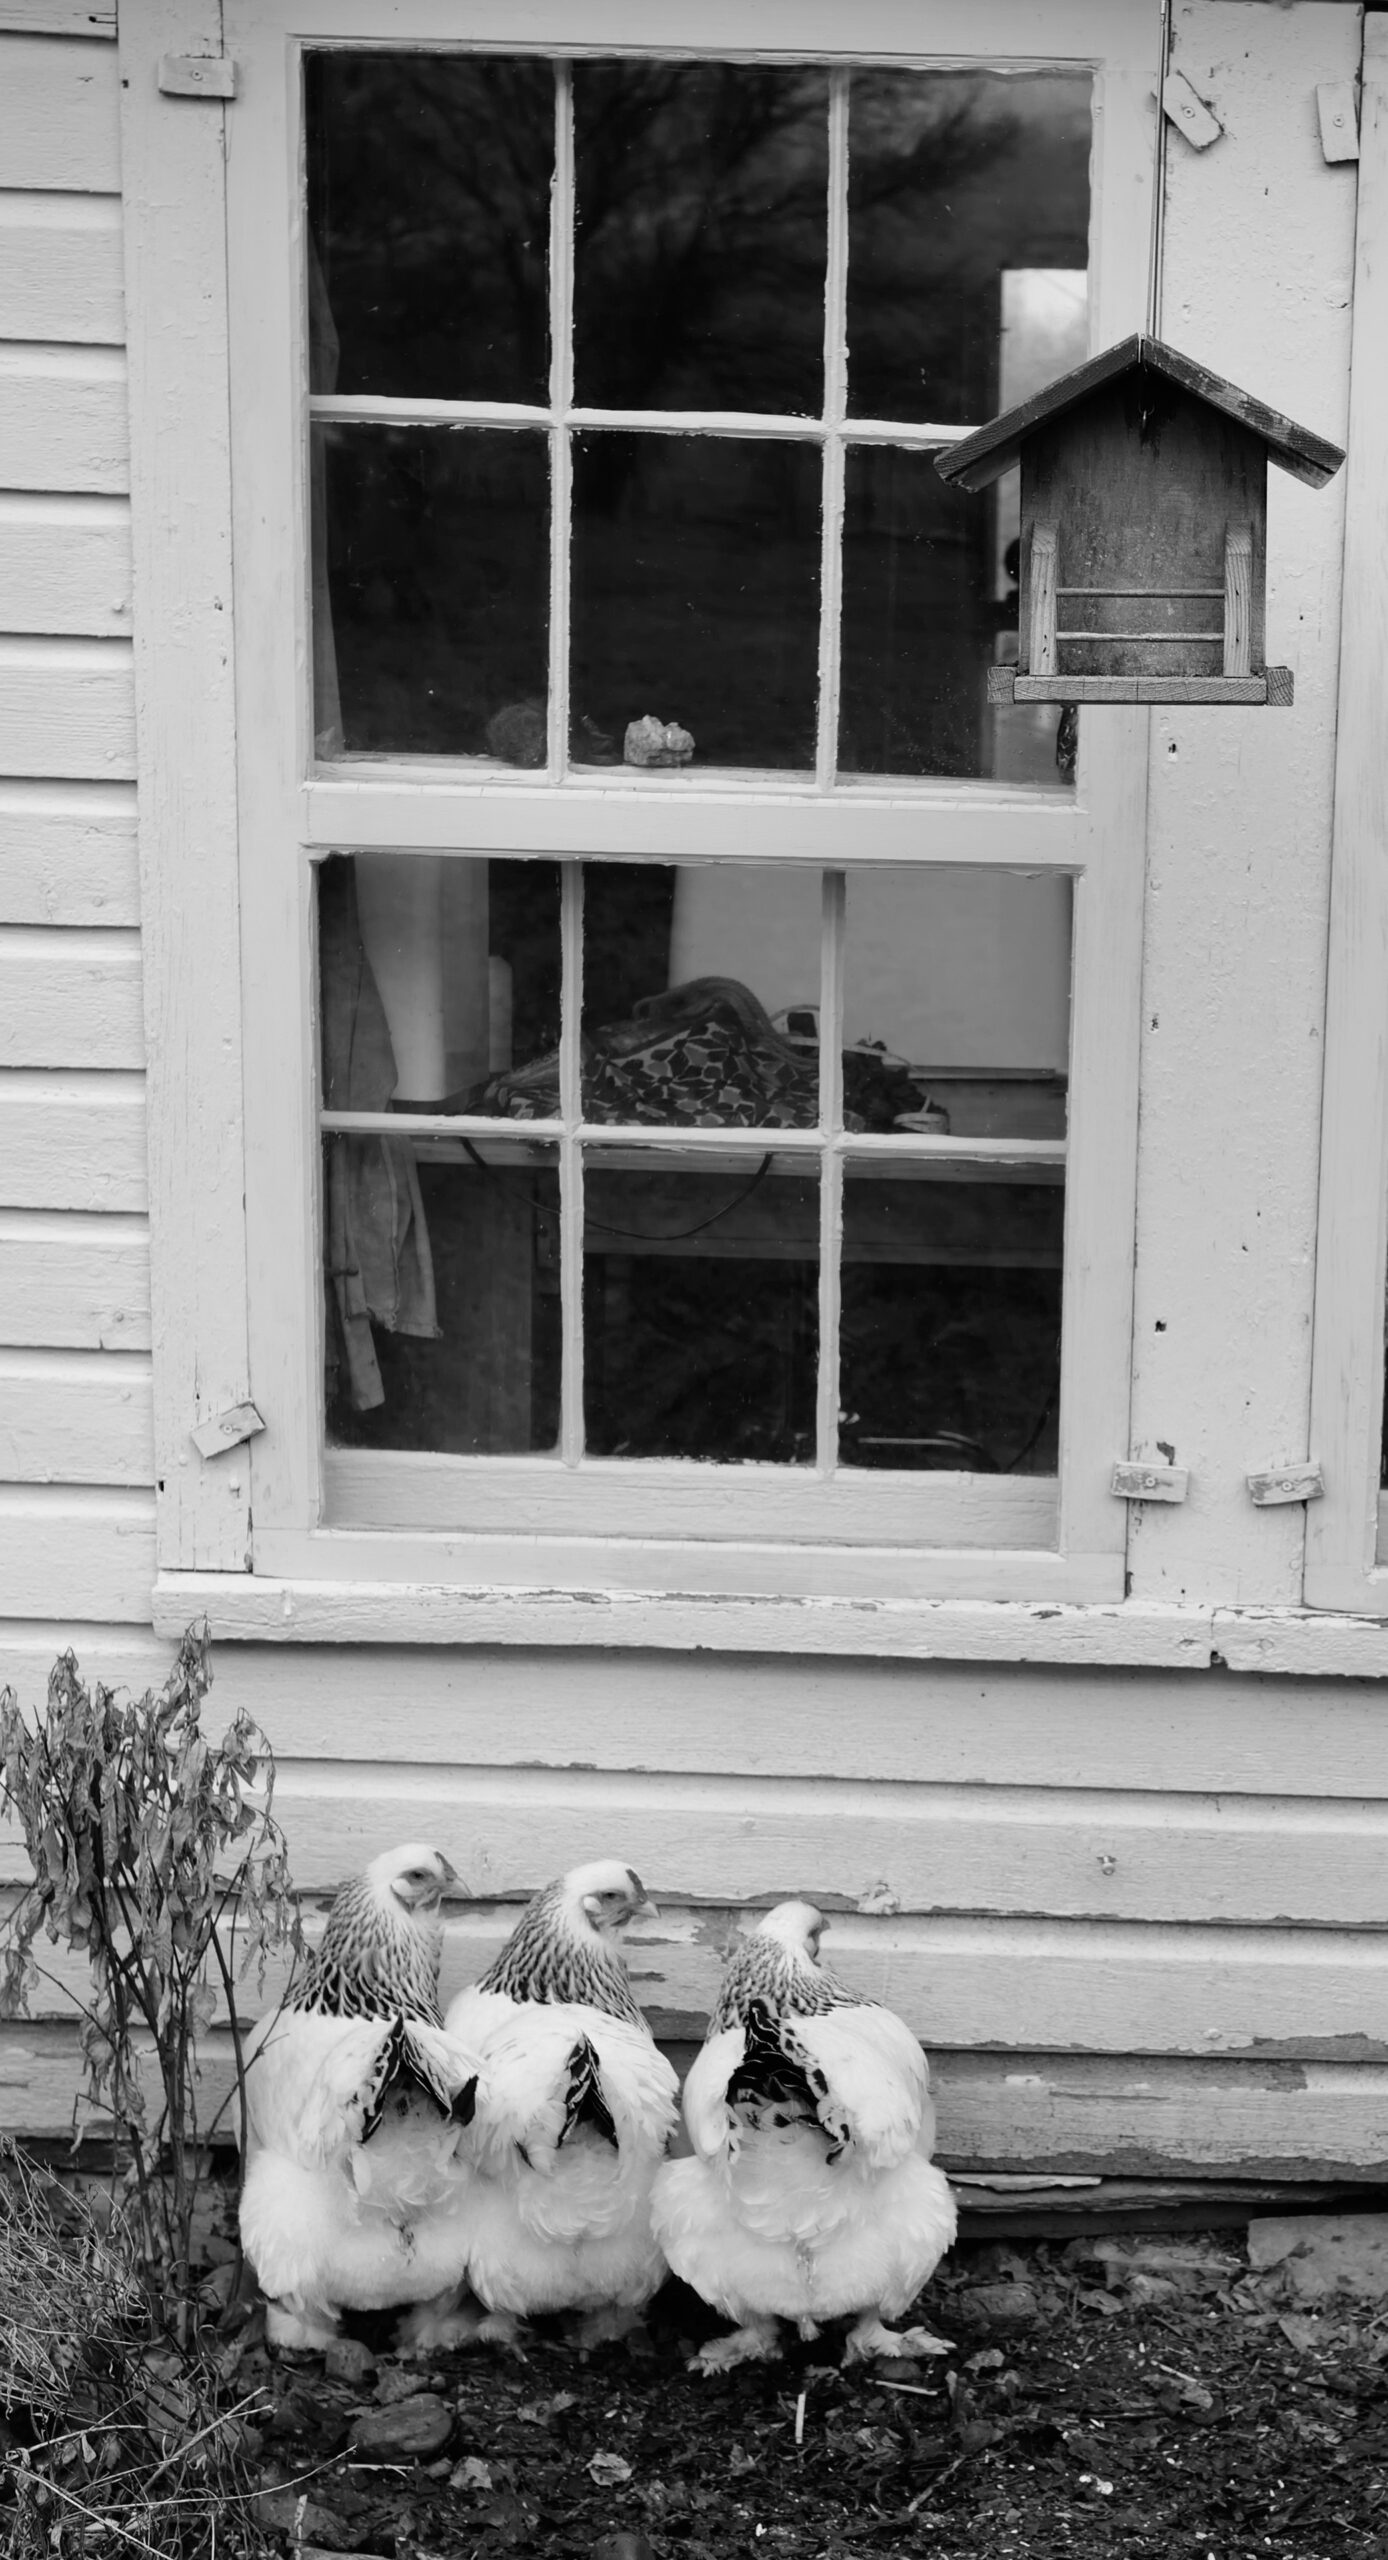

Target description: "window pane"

left=324, top=1141, right=562, bottom=1454
left=320, top=853, right=561, bottom=1115
left=305, top=52, right=554, bottom=401
left=843, top=867, right=1070, bottom=1134
left=583, top=1157, right=819, bottom=1460
left=839, top=1168, right=1063, bottom=1473
left=573, top=62, right=828, bottom=415
left=839, top=447, right=1068, bottom=784
left=314, top=425, right=549, bottom=758
left=571, top=434, right=821, bottom=772
left=578, top=862, right=822, bottom=1127
left=846, top=69, right=1090, bottom=423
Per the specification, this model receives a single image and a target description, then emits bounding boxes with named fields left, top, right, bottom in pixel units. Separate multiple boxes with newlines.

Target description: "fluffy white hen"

left=238, top=1842, right=483, bottom=2352
left=440, top=1859, right=679, bottom=2350
left=652, top=1900, right=956, bottom=2372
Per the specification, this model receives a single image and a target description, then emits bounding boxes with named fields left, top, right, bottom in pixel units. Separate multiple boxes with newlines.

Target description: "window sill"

left=149, top=1573, right=1388, bottom=1671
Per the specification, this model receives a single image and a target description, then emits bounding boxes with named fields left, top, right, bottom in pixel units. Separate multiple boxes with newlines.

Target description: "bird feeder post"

left=1029, top=527, right=1059, bottom=678
left=1222, top=522, right=1252, bottom=678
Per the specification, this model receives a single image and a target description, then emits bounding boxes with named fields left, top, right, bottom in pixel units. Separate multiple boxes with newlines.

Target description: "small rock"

left=349, top=2392, right=454, bottom=2458
left=587, top=2450, right=635, bottom=2487
left=1247, top=2213, right=1388, bottom=2303
left=451, top=2456, right=493, bottom=2492
left=252, top=2490, right=369, bottom=2548
left=324, top=2338, right=376, bottom=2387
left=593, top=2536, right=657, bottom=2560
left=486, top=700, right=547, bottom=767
left=372, top=2364, right=432, bottom=2405
left=624, top=714, right=694, bottom=768
left=958, top=2282, right=1040, bottom=2328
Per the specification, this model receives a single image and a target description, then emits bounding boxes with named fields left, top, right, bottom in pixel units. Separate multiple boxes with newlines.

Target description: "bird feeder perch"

left=936, top=334, right=1343, bottom=707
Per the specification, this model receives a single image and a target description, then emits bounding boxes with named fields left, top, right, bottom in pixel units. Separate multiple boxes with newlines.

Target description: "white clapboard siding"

left=0, top=35, right=121, bottom=190
left=0, top=1071, right=146, bottom=1211
left=128, top=1760, right=1385, bottom=1932
left=0, top=500, right=132, bottom=638
left=0, top=191, right=122, bottom=341
left=1, top=1892, right=1383, bottom=2062
left=0, top=927, right=143, bottom=1066
left=17, top=1637, right=1386, bottom=1805
left=0, top=1349, right=153, bottom=1484
left=0, top=642, right=135, bottom=780
left=1, top=2024, right=1386, bottom=2174
left=0, top=1213, right=149, bottom=1348
left=0, top=3, right=114, bottom=35
left=0, top=346, right=127, bottom=492
left=0, top=1484, right=155, bottom=1619
left=0, top=784, right=138, bottom=923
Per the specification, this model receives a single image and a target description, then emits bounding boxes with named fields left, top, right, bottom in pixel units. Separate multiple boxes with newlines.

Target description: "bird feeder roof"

left=935, top=333, right=1345, bottom=494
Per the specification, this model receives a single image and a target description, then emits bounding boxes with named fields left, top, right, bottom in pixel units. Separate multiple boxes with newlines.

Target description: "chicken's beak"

left=630, top=1894, right=659, bottom=1923
left=437, top=1855, right=459, bottom=1890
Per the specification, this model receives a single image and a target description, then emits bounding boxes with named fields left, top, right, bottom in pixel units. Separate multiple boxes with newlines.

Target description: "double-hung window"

left=168, top=0, right=1155, bottom=1626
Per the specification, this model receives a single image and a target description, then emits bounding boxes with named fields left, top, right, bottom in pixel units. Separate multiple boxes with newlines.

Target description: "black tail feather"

left=559, top=2034, right=618, bottom=2151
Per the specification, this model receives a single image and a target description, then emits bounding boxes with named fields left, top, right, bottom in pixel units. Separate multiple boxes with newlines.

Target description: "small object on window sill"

left=571, top=713, right=619, bottom=764
left=485, top=699, right=547, bottom=767
left=624, top=715, right=694, bottom=768
left=1246, top=1462, right=1325, bottom=1507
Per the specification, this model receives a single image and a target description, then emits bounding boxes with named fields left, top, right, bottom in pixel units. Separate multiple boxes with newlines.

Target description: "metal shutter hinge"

left=190, top=1401, right=264, bottom=1459
left=1246, top=1462, right=1325, bottom=1507
left=159, top=54, right=238, bottom=99
left=1162, top=70, right=1224, bottom=152
left=1110, top=1461, right=1189, bottom=1504
left=1316, top=82, right=1359, bottom=165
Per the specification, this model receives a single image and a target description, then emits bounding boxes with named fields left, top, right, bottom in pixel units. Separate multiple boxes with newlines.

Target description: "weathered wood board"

left=0, top=1349, right=153, bottom=1484
left=0, top=1213, right=150, bottom=1349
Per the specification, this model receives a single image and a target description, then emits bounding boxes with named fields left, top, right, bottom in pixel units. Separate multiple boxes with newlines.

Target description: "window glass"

left=570, top=436, right=822, bottom=774
left=318, top=853, right=1069, bottom=1475
left=314, top=426, right=550, bottom=759
left=572, top=62, right=829, bottom=414
left=305, top=52, right=554, bottom=400
left=306, top=53, right=1091, bottom=783
left=846, top=69, right=1091, bottom=422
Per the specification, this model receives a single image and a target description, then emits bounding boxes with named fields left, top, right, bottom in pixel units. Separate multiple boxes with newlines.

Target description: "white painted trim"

left=155, top=1571, right=1199, bottom=1658
left=1305, top=16, right=1388, bottom=1613
left=119, top=0, right=255, bottom=1571
left=120, top=0, right=1158, bottom=1616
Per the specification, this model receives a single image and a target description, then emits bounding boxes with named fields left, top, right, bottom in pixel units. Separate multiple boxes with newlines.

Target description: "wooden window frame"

left=1305, top=18, right=1388, bottom=1613
left=122, top=0, right=1159, bottom=1646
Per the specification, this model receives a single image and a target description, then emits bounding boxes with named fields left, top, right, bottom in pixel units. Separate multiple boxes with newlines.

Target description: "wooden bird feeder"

left=936, top=334, right=1343, bottom=708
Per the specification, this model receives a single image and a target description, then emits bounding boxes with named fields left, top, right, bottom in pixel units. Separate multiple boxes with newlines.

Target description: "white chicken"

left=439, top=1860, right=679, bottom=2350
left=238, top=1842, right=484, bottom=2352
left=651, top=1901, right=956, bottom=2372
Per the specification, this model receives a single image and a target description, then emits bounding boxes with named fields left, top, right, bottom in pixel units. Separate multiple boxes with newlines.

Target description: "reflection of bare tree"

left=306, top=53, right=1041, bottom=430
left=306, top=55, right=557, bottom=400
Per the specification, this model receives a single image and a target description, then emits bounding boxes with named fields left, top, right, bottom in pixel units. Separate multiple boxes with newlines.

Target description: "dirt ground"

left=226, top=2224, right=1388, bottom=2560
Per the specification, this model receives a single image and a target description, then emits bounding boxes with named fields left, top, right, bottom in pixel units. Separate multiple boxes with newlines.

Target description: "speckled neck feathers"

left=478, top=1879, right=643, bottom=2024
left=290, top=1874, right=444, bottom=2024
left=711, top=1931, right=861, bottom=2034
